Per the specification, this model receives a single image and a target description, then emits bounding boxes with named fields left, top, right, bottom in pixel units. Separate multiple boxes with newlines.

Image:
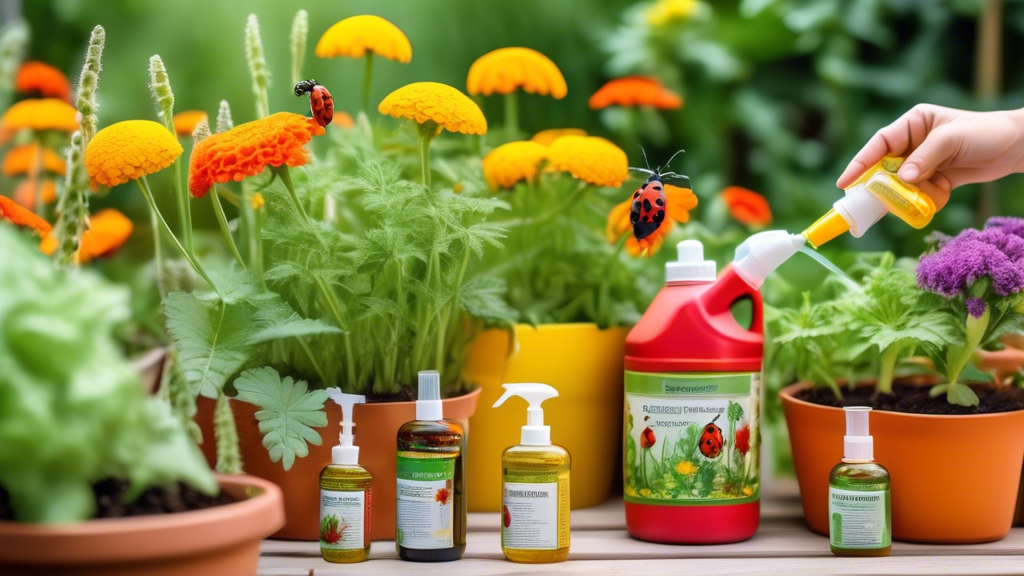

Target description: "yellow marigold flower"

left=742, top=486, right=753, bottom=496
left=531, top=128, right=586, bottom=146
left=315, top=15, right=412, bottom=63
left=482, top=141, right=548, bottom=190
left=378, top=82, right=486, bottom=135
left=467, top=47, right=567, bottom=98
left=40, top=208, right=133, bottom=263
left=546, top=135, right=627, bottom=187
left=0, top=98, right=79, bottom=143
left=84, top=120, right=183, bottom=188
left=453, top=182, right=464, bottom=194
left=675, top=460, right=698, bottom=476
left=251, top=193, right=265, bottom=210
left=639, top=488, right=652, bottom=497
left=172, top=110, right=209, bottom=137
left=2, top=143, right=66, bottom=176
left=645, top=0, right=700, bottom=26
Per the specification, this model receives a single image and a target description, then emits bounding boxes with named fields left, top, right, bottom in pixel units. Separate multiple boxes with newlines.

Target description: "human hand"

left=836, top=105, right=1024, bottom=209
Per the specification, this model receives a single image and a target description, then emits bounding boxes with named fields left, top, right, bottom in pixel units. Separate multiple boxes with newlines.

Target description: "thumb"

left=899, top=126, right=960, bottom=183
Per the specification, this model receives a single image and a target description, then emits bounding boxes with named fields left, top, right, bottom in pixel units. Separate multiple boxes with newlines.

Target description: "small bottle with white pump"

left=493, top=384, right=570, bottom=563
left=829, top=407, right=891, bottom=557
left=319, top=389, right=371, bottom=563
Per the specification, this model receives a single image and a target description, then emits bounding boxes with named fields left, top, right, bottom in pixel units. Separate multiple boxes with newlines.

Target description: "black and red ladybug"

left=628, top=149, right=689, bottom=245
left=294, top=79, right=334, bottom=127
left=698, top=414, right=725, bottom=459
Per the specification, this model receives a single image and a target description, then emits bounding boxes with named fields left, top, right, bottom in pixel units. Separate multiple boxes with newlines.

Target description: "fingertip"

left=898, top=162, right=921, bottom=182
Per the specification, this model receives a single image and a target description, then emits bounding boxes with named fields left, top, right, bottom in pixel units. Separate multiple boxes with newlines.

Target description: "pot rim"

left=0, top=473, right=284, bottom=564
left=220, top=381, right=483, bottom=410
left=780, top=381, right=1024, bottom=420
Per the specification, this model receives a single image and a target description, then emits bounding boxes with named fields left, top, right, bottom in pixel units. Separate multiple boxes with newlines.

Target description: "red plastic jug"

left=623, top=239, right=766, bottom=544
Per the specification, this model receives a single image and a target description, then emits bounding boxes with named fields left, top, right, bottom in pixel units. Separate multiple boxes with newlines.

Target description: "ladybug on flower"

left=294, top=79, right=334, bottom=127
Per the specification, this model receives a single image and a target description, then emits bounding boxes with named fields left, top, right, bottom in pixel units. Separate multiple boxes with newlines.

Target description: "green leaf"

left=234, top=367, right=329, bottom=471
left=947, top=382, right=981, bottom=407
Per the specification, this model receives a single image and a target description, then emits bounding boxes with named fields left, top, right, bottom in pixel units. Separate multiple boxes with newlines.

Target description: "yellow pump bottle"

left=493, top=384, right=570, bottom=564
left=803, top=157, right=937, bottom=248
left=319, top=390, right=371, bottom=563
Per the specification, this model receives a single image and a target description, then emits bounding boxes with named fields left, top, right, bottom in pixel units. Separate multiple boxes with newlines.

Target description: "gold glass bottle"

left=319, top=390, right=371, bottom=563
left=829, top=407, right=891, bottom=557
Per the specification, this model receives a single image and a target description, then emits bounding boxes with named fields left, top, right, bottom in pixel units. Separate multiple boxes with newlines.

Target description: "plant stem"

left=314, top=274, right=356, bottom=387
left=504, top=90, right=519, bottom=142
left=172, top=154, right=193, bottom=256
left=362, top=52, right=374, bottom=115
left=274, top=166, right=309, bottom=222
left=241, top=184, right=264, bottom=287
left=136, top=176, right=221, bottom=298
left=947, top=307, right=991, bottom=385
left=417, top=123, right=436, bottom=189
left=211, top=185, right=246, bottom=270
left=876, top=343, right=903, bottom=395
left=149, top=198, right=167, bottom=300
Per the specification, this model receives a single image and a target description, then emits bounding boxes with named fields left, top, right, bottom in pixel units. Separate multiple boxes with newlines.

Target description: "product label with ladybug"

left=624, top=371, right=760, bottom=505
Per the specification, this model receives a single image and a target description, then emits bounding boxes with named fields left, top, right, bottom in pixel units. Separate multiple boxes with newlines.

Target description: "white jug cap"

left=666, top=240, right=716, bottom=284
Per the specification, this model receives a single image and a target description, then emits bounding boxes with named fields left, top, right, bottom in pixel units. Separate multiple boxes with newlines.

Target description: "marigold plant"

left=0, top=98, right=78, bottom=143
left=40, top=208, right=133, bottom=263
left=546, top=135, right=628, bottom=187
left=15, top=61, right=72, bottom=102
left=84, top=120, right=183, bottom=188
left=2, top=143, right=65, bottom=176
left=482, top=141, right=548, bottom=189
left=0, top=195, right=52, bottom=235
left=589, top=76, right=683, bottom=110
left=316, top=15, right=412, bottom=112
left=172, top=110, right=208, bottom=137
left=14, top=179, right=57, bottom=208
left=531, top=128, right=585, bottom=146
left=467, top=47, right=567, bottom=98
left=721, top=186, right=772, bottom=227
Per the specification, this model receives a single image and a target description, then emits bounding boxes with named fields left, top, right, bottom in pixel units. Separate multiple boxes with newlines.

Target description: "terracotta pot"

left=462, top=323, right=628, bottom=512
left=132, top=347, right=167, bottom=395
left=197, top=387, right=480, bottom=541
left=781, top=382, right=1024, bottom=543
left=0, top=474, right=283, bottom=576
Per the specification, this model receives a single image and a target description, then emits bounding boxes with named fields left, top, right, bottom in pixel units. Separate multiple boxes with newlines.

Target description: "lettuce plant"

left=0, top=227, right=216, bottom=522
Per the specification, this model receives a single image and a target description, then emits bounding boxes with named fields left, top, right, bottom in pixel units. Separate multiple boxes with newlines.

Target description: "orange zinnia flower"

left=0, top=195, right=52, bottom=236
left=15, top=61, right=73, bottom=102
left=607, top=183, right=697, bottom=256
left=188, top=112, right=325, bottom=198
left=589, top=77, right=683, bottom=110
left=40, top=208, right=133, bottom=262
left=721, top=186, right=772, bottom=227
left=2, top=143, right=66, bottom=176
left=14, top=180, right=57, bottom=208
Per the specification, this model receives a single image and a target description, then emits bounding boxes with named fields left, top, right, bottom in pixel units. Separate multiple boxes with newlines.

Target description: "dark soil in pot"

left=796, top=383, right=1024, bottom=415
left=0, top=480, right=236, bottom=521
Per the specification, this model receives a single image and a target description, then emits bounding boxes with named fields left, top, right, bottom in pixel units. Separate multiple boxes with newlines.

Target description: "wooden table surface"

left=258, top=483, right=1024, bottom=575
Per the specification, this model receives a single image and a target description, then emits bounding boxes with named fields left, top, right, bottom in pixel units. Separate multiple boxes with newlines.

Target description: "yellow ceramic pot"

left=462, top=323, right=628, bottom=512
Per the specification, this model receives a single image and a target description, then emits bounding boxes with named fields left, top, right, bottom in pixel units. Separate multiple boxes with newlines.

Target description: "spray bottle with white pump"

left=319, top=390, right=371, bottom=563
left=493, top=384, right=570, bottom=563
left=829, top=407, right=891, bottom=556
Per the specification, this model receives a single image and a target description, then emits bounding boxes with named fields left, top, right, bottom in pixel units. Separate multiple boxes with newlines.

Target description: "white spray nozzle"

left=733, top=230, right=806, bottom=289
left=843, top=406, right=873, bottom=461
left=666, top=240, right=716, bottom=283
left=493, top=383, right=559, bottom=446
left=416, top=370, right=443, bottom=421
left=325, top=388, right=366, bottom=465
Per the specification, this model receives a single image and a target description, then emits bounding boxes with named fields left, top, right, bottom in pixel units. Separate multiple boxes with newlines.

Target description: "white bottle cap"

left=834, top=185, right=887, bottom=238
left=492, top=383, right=559, bottom=446
left=843, top=406, right=874, bottom=461
left=733, top=230, right=806, bottom=289
left=666, top=240, right=716, bottom=284
left=416, top=370, right=443, bottom=421
left=325, top=388, right=366, bottom=465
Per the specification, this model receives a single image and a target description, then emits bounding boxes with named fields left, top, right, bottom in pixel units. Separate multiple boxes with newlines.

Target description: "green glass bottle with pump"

left=829, top=407, right=891, bottom=557
left=396, top=370, right=466, bottom=562
left=493, top=384, right=570, bottom=563
left=319, top=390, right=371, bottom=563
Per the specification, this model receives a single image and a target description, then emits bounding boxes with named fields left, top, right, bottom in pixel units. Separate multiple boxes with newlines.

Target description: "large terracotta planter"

left=197, top=387, right=480, bottom=541
left=0, top=474, right=284, bottom=576
left=781, top=382, right=1024, bottom=543
left=462, top=323, right=628, bottom=512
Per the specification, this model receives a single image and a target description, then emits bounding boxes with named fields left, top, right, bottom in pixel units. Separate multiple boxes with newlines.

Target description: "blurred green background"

left=6, top=0, right=1024, bottom=256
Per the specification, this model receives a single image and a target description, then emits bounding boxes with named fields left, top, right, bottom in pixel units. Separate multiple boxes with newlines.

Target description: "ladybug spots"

left=628, top=177, right=669, bottom=241
left=633, top=191, right=640, bottom=199
left=642, top=198, right=652, bottom=212
left=655, top=198, right=664, bottom=207
left=653, top=210, right=665, bottom=224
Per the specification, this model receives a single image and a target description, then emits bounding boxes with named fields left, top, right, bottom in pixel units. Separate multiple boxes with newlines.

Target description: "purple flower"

left=985, top=216, right=1024, bottom=240
left=917, top=228, right=1024, bottom=298
left=966, top=297, right=986, bottom=318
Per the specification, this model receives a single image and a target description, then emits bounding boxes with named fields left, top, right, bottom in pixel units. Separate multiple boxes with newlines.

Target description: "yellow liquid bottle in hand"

left=804, top=157, right=937, bottom=248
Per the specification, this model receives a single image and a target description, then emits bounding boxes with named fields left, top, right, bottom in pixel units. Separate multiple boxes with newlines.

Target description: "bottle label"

left=829, top=487, right=890, bottom=548
left=396, top=455, right=455, bottom=549
left=623, top=371, right=760, bottom=505
left=501, top=469, right=567, bottom=550
left=319, top=488, right=369, bottom=550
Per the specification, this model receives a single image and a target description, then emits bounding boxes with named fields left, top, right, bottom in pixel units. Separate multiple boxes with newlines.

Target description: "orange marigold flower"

left=0, top=98, right=79, bottom=143
left=530, top=128, right=586, bottom=146
left=0, top=195, right=52, bottom=236
left=15, top=61, right=73, bottom=102
left=85, top=120, right=183, bottom=189
left=482, top=141, right=548, bottom=189
left=722, top=186, right=772, bottom=227
left=546, top=136, right=628, bottom=187
left=173, top=110, right=209, bottom=137
left=315, top=15, right=412, bottom=63
left=589, top=77, right=683, bottom=110
left=467, top=47, right=567, bottom=99
left=14, top=179, right=57, bottom=208
left=188, top=112, right=325, bottom=198
left=607, top=183, right=698, bottom=257
left=333, top=111, right=354, bottom=128
left=40, top=208, right=133, bottom=262
left=378, top=82, right=486, bottom=135
left=2, top=143, right=66, bottom=176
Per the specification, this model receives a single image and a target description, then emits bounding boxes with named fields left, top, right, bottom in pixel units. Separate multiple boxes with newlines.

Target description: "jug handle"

left=698, top=265, right=763, bottom=336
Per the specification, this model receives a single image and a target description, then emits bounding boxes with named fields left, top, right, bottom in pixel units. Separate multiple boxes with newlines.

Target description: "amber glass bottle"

left=319, top=464, right=372, bottom=563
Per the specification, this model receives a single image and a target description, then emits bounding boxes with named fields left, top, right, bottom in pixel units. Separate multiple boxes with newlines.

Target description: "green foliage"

left=0, top=227, right=215, bottom=522
left=213, top=391, right=242, bottom=474
left=234, top=367, right=328, bottom=471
